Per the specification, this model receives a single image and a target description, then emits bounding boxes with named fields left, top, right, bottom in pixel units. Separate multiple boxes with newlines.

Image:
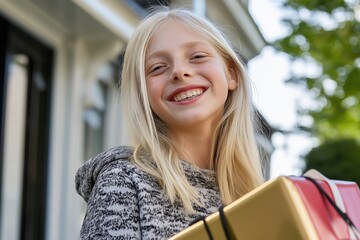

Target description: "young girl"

left=76, top=6, right=264, bottom=239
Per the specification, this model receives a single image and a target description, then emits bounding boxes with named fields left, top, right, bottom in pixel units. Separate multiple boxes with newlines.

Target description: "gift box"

left=170, top=171, right=360, bottom=240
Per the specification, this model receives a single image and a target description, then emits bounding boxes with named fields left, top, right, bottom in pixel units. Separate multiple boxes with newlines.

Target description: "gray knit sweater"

left=75, top=146, right=222, bottom=239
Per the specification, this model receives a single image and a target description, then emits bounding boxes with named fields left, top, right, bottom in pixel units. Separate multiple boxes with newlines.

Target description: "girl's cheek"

left=147, top=81, right=162, bottom=98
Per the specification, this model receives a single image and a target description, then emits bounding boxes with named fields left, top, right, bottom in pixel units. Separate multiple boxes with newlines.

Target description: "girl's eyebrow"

left=146, top=41, right=208, bottom=61
left=182, top=41, right=207, bottom=49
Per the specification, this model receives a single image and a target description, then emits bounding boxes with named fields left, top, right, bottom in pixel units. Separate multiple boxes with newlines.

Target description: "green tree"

left=304, top=138, right=360, bottom=185
left=273, top=0, right=360, bottom=179
left=273, top=0, right=360, bottom=141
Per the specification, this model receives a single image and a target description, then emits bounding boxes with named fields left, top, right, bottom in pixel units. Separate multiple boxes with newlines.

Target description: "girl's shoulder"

left=75, top=145, right=141, bottom=202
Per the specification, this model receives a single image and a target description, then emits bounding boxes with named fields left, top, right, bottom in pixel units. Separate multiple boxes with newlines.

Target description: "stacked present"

left=170, top=170, right=360, bottom=240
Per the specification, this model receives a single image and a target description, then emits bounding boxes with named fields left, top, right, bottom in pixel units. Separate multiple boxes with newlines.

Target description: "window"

left=0, top=15, right=53, bottom=240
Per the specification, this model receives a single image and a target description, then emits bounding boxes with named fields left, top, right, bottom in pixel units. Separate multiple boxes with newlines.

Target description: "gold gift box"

left=170, top=176, right=319, bottom=240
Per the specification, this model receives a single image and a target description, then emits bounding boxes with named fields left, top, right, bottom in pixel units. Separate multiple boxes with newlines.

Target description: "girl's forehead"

left=146, top=20, right=214, bottom=53
left=151, top=19, right=201, bottom=39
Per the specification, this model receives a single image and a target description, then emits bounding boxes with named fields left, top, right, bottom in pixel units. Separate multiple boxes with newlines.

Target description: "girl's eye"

left=191, top=54, right=205, bottom=59
left=190, top=52, right=208, bottom=61
left=149, top=65, right=165, bottom=73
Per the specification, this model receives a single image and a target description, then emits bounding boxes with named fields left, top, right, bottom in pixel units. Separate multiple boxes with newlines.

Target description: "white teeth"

left=173, top=88, right=204, bottom=102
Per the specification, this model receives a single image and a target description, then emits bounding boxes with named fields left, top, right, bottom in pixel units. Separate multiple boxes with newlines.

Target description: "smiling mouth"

left=172, top=88, right=205, bottom=102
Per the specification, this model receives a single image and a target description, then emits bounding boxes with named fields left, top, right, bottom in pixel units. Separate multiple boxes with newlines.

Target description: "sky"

left=247, top=0, right=316, bottom=178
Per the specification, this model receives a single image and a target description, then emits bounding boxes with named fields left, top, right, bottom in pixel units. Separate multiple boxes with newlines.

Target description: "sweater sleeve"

left=80, top=161, right=141, bottom=240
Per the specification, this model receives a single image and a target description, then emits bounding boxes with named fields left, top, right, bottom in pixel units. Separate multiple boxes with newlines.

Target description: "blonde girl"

left=76, top=6, right=264, bottom=240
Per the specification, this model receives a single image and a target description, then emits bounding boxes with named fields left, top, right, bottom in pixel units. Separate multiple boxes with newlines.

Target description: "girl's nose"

left=171, top=61, right=192, bottom=81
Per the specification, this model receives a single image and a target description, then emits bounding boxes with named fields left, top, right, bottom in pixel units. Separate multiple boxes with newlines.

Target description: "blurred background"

left=0, top=0, right=359, bottom=239
left=248, top=0, right=360, bottom=183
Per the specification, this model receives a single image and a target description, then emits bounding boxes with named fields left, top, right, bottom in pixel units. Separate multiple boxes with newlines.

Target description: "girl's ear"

left=227, top=64, right=237, bottom=91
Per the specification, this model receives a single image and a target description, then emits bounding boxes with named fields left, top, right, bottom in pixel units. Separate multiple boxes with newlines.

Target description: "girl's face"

left=145, top=20, right=237, bottom=132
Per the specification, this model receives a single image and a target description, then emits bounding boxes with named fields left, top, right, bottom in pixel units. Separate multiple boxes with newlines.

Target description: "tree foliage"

left=273, top=0, right=360, bottom=180
left=273, top=0, right=360, bottom=141
left=304, top=138, right=360, bottom=186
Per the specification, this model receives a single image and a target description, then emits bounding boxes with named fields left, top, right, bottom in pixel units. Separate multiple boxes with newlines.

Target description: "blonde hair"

left=120, top=6, right=264, bottom=213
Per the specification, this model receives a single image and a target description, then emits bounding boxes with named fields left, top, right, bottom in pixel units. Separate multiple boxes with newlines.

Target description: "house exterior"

left=0, top=0, right=271, bottom=239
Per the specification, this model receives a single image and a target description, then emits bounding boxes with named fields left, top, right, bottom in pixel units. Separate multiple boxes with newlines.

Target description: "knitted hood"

left=75, top=145, right=134, bottom=202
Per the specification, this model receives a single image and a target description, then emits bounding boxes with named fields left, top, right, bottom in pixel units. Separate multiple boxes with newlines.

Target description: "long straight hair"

left=120, top=7, right=264, bottom=213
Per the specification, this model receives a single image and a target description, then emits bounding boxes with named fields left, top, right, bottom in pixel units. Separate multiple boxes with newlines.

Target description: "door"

left=0, top=15, right=53, bottom=240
